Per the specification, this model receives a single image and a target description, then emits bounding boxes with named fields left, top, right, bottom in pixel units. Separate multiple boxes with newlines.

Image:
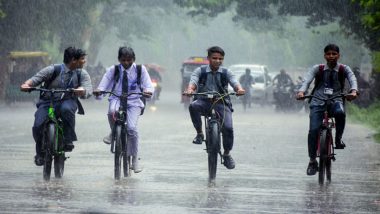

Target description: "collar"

left=206, top=65, right=223, bottom=73
left=120, top=63, right=136, bottom=73
left=323, top=63, right=340, bottom=72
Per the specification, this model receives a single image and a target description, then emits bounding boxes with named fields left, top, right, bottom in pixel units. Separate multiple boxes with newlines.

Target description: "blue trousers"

left=308, top=101, right=345, bottom=159
left=33, top=99, right=78, bottom=155
left=189, top=99, right=234, bottom=151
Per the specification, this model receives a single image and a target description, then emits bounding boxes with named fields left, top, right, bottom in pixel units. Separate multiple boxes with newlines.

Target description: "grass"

left=347, top=101, right=380, bottom=143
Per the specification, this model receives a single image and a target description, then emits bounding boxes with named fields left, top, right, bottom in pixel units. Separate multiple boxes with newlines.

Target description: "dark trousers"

left=33, top=99, right=78, bottom=155
left=308, top=101, right=345, bottom=159
left=189, top=99, right=234, bottom=151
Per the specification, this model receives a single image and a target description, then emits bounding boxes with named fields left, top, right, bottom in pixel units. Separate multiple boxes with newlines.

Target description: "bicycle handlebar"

left=94, top=90, right=144, bottom=98
left=27, top=87, right=74, bottom=94
left=299, top=93, right=346, bottom=101
left=182, top=91, right=236, bottom=98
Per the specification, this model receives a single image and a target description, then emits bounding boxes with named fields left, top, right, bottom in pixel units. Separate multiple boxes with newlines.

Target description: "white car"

left=228, top=64, right=274, bottom=105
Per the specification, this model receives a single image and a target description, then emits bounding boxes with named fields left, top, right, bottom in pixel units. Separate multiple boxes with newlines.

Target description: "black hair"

left=118, top=46, right=135, bottom=60
left=63, top=47, right=87, bottom=64
left=324, top=44, right=340, bottom=53
left=207, top=46, right=225, bottom=57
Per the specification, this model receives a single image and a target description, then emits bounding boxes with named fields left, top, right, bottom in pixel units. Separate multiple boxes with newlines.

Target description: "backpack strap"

left=199, top=66, right=207, bottom=87
left=43, top=64, right=61, bottom=89
left=337, top=64, right=345, bottom=92
left=136, top=64, right=142, bottom=91
left=111, top=65, right=120, bottom=92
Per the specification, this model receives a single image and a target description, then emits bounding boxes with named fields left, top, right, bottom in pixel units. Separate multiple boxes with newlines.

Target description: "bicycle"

left=94, top=90, right=144, bottom=180
left=27, top=87, right=74, bottom=181
left=185, top=91, right=236, bottom=182
left=300, top=94, right=346, bottom=184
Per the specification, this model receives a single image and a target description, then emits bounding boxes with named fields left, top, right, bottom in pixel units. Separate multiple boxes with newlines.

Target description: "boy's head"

left=118, top=46, right=135, bottom=70
left=63, top=47, right=87, bottom=69
left=207, top=46, right=225, bottom=57
left=207, top=46, right=225, bottom=71
left=324, top=44, right=339, bottom=53
left=324, top=44, right=340, bottom=67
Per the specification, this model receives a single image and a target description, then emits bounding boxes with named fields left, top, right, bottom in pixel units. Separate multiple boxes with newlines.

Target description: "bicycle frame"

left=28, top=87, right=74, bottom=181
left=187, top=91, right=236, bottom=182
left=302, top=93, right=346, bottom=184
left=96, top=91, right=144, bottom=179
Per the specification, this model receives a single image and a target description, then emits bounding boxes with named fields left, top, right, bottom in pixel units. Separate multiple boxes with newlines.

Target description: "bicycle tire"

left=43, top=123, right=55, bottom=181
left=123, top=130, right=131, bottom=177
left=114, top=125, right=122, bottom=180
left=54, top=155, right=65, bottom=178
left=318, top=129, right=329, bottom=184
left=326, top=130, right=333, bottom=182
left=207, top=121, right=220, bottom=181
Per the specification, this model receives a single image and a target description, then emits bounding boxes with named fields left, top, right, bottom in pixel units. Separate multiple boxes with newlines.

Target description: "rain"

left=0, top=0, right=379, bottom=213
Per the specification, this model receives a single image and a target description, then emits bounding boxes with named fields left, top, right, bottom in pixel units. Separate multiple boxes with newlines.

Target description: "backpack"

left=112, top=64, right=146, bottom=115
left=310, top=64, right=346, bottom=95
left=42, top=64, right=85, bottom=115
left=198, top=66, right=233, bottom=111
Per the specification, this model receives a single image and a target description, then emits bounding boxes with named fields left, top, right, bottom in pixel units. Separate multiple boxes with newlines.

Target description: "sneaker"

left=335, top=140, right=346, bottom=149
left=306, top=161, right=318, bottom=176
left=131, top=156, right=142, bottom=173
left=64, top=142, right=74, bottom=152
left=34, top=155, right=44, bottom=166
left=192, top=133, right=204, bottom=145
left=103, top=133, right=112, bottom=145
left=222, top=154, right=235, bottom=169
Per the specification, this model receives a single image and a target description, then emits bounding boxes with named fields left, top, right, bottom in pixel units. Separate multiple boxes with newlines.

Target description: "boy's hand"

left=74, top=87, right=86, bottom=97
left=296, top=91, right=305, bottom=100
left=236, top=88, right=245, bottom=96
left=346, top=90, right=358, bottom=101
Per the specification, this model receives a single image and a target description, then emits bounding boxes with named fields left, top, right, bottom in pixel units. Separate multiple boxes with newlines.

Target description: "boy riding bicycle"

left=184, top=46, right=245, bottom=169
left=93, top=47, right=153, bottom=173
left=20, top=47, right=93, bottom=166
left=296, top=44, right=358, bottom=176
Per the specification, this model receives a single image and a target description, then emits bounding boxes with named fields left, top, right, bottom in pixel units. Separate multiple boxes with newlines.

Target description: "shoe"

left=335, top=140, right=346, bottom=149
left=103, top=133, right=112, bottom=145
left=222, top=154, right=235, bottom=169
left=192, top=133, right=204, bottom=145
left=131, top=156, right=142, bottom=173
left=34, top=155, right=44, bottom=166
left=306, top=161, right=318, bottom=176
left=64, top=142, right=74, bottom=152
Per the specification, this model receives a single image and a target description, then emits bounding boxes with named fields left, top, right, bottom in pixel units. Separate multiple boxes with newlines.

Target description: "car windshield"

left=230, top=66, right=265, bottom=83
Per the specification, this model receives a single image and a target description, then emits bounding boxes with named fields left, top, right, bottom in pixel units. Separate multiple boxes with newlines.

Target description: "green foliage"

left=347, top=101, right=380, bottom=139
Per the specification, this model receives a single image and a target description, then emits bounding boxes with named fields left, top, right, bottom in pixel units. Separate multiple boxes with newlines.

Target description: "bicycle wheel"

left=123, top=131, right=131, bottom=177
left=326, top=130, right=333, bottom=182
left=114, top=125, right=122, bottom=180
left=318, top=129, right=329, bottom=184
left=207, top=121, right=220, bottom=181
left=54, top=155, right=65, bottom=178
left=43, top=123, right=55, bottom=181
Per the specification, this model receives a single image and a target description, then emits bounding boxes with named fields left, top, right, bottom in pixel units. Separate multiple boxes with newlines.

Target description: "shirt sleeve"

left=28, top=65, right=55, bottom=86
left=343, top=65, right=358, bottom=91
left=226, top=69, right=240, bottom=89
left=189, top=67, right=201, bottom=87
left=141, top=65, right=154, bottom=93
left=78, top=69, right=93, bottom=99
left=97, top=66, right=115, bottom=92
left=298, top=65, right=319, bottom=93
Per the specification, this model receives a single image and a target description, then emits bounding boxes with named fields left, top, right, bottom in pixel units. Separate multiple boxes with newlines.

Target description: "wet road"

left=0, top=91, right=379, bottom=213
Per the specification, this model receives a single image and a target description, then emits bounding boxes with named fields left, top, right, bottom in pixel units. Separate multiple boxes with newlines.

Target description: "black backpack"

left=310, top=64, right=346, bottom=95
left=112, top=64, right=146, bottom=115
left=198, top=66, right=233, bottom=111
left=42, top=64, right=85, bottom=115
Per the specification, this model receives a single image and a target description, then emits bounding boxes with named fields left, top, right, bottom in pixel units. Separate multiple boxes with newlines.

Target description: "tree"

left=174, top=0, right=380, bottom=52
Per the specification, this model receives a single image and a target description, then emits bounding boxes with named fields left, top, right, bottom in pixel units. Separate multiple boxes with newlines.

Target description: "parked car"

left=228, top=64, right=274, bottom=105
